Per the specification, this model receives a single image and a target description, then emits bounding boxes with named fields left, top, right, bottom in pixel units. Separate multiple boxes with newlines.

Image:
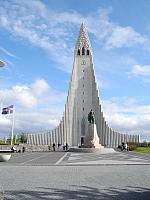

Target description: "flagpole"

left=11, top=105, right=15, bottom=146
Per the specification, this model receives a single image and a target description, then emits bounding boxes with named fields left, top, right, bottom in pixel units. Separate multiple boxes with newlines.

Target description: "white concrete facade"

left=27, top=24, right=140, bottom=147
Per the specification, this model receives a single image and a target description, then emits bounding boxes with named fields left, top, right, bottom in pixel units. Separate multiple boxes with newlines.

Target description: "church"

left=27, top=24, right=140, bottom=147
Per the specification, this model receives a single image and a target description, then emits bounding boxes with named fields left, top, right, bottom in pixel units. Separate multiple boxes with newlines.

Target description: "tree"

left=18, top=133, right=27, bottom=143
left=6, top=137, right=11, bottom=145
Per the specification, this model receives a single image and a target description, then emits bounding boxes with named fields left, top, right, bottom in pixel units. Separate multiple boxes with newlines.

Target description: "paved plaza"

left=0, top=150, right=150, bottom=199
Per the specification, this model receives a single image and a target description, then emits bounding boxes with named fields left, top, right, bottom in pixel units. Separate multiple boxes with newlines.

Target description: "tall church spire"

left=75, top=23, right=92, bottom=55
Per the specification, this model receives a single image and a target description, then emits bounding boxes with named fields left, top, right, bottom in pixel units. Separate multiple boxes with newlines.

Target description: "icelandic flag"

left=2, top=105, right=14, bottom=114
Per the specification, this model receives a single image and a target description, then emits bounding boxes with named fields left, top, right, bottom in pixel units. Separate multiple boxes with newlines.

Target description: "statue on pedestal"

left=84, top=109, right=103, bottom=149
left=88, top=109, right=95, bottom=124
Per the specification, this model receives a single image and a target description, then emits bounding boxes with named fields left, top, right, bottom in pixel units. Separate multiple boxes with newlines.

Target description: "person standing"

left=125, top=143, right=128, bottom=151
left=22, top=146, right=25, bottom=153
left=66, top=143, right=68, bottom=151
left=52, top=143, right=56, bottom=151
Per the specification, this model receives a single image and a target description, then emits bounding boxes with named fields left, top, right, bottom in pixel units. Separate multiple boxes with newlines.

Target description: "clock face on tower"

left=81, top=60, right=86, bottom=65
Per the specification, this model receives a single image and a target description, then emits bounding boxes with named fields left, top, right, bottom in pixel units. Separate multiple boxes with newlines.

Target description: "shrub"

left=128, top=142, right=139, bottom=151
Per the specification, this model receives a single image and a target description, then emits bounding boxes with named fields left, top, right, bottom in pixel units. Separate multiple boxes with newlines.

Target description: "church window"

left=83, top=91, right=84, bottom=95
left=77, top=49, right=80, bottom=55
left=83, top=107, right=84, bottom=111
left=83, top=70, right=84, bottom=72
left=83, top=99, right=84, bottom=103
left=82, top=47, right=85, bottom=55
left=87, top=49, right=89, bottom=55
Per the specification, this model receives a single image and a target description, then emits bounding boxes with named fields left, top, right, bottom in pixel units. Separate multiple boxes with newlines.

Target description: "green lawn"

left=133, top=147, right=150, bottom=154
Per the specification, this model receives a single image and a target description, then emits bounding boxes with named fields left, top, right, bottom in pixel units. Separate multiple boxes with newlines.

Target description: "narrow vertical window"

left=77, top=49, right=80, bottom=55
left=87, top=49, right=89, bottom=55
left=82, top=47, right=85, bottom=55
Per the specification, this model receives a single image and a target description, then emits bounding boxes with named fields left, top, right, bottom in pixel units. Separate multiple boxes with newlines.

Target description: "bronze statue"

left=88, top=109, right=95, bottom=124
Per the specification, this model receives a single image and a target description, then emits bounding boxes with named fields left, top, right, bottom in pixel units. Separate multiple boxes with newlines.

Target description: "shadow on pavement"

left=4, top=185, right=150, bottom=200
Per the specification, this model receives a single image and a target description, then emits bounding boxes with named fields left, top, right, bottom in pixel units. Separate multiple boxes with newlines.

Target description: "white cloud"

left=0, top=116, right=11, bottom=126
left=31, top=79, right=49, bottom=96
left=0, top=1, right=148, bottom=73
left=0, top=78, right=66, bottom=137
left=14, top=85, right=38, bottom=108
left=102, top=97, right=150, bottom=140
left=0, top=47, right=18, bottom=58
left=131, top=65, right=150, bottom=76
left=15, top=111, right=61, bottom=134
left=0, top=78, right=66, bottom=108
left=143, top=78, right=150, bottom=83
left=106, top=26, right=146, bottom=49
left=86, top=8, right=147, bottom=49
left=102, top=97, right=150, bottom=115
left=107, top=113, right=138, bottom=129
left=0, top=85, right=37, bottom=108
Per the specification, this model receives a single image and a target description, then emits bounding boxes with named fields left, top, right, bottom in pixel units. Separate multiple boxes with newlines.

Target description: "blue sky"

left=0, top=0, right=150, bottom=141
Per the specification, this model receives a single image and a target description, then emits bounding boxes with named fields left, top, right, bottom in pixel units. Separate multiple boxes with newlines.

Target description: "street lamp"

left=0, top=59, right=6, bottom=144
left=0, top=60, right=14, bottom=146
left=0, top=59, right=5, bottom=117
left=0, top=60, right=5, bottom=68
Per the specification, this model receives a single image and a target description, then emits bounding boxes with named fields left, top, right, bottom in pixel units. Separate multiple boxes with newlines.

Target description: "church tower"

left=66, top=23, right=101, bottom=146
left=27, top=24, right=140, bottom=147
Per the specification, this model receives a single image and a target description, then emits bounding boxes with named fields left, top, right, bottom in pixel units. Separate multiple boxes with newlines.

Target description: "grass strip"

left=133, top=147, right=150, bottom=154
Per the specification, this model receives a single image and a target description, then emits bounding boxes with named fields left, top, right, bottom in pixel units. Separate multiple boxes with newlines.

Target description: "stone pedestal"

left=84, top=123, right=103, bottom=148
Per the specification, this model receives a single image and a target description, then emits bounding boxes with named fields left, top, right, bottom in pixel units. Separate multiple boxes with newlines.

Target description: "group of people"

left=11, top=146, right=26, bottom=153
left=121, top=142, right=128, bottom=151
left=48, top=143, right=69, bottom=151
